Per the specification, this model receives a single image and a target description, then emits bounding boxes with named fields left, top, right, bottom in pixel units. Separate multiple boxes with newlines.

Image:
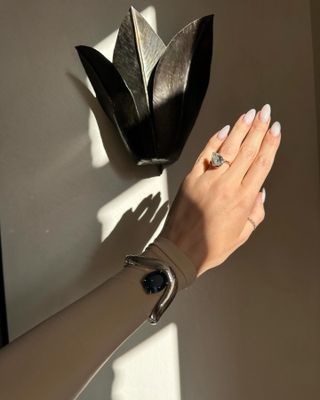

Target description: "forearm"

left=0, top=237, right=197, bottom=400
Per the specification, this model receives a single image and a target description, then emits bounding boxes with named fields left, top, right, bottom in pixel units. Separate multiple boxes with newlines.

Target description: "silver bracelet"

left=124, top=255, right=178, bottom=325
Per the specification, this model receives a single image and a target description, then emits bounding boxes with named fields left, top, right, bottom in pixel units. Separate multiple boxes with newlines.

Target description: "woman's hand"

left=159, top=104, right=281, bottom=278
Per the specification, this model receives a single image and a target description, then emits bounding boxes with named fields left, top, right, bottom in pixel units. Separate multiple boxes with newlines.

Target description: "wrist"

left=141, top=235, right=198, bottom=291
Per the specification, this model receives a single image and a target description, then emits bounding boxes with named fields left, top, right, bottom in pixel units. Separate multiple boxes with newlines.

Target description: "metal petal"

left=113, top=6, right=166, bottom=122
left=152, top=14, right=214, bottom=162
left=75, top=45, right=152, bottom=162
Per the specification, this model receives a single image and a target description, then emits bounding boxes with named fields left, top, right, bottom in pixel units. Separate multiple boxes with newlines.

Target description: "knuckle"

left=221, top=142, right=237, bottom=158
left=266, top=130, right=281, bottom=146
left=255, top=153, right=271, bottom=168
left=255, top=123, right=268, bottom=134
left=252, top=116, right=268, bottom=129
left=240, top=145, right=257, bottom=160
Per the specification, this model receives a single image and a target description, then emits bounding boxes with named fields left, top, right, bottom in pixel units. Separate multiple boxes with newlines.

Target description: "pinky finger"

left=239, top=188, right=266, bottom=243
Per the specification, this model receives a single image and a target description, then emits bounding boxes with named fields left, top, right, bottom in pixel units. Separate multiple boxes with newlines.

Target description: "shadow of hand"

left=80, top=192, right=169, bottom=290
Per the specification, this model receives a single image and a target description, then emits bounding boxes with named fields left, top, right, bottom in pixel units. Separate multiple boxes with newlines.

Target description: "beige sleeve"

left=0, top=237, right=197, bottom=400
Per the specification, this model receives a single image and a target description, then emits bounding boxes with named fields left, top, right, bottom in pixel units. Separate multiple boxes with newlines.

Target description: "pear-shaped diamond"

left=211, top=152, right=224, bottom=167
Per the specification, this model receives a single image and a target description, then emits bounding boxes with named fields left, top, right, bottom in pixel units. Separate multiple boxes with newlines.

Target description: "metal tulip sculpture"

left=76, top=6, right=214, bottom=169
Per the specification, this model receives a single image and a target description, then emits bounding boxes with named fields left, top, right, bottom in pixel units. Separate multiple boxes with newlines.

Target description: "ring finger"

left=193, top=108, right=256, bottom=176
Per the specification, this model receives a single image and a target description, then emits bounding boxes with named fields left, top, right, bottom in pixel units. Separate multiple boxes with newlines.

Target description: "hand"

left=158, top=104, right=281, bottom=278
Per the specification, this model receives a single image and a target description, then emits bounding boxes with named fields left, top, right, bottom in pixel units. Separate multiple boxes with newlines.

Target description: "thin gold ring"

left=247, top=217, right=257, bottom=230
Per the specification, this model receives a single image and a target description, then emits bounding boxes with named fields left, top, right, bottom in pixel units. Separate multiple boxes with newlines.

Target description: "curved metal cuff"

left=124, top=255, right=178, bottom=325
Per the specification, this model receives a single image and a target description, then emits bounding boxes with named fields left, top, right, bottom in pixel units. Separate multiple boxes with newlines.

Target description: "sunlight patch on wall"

left=111, top=323, right=181, bottom=400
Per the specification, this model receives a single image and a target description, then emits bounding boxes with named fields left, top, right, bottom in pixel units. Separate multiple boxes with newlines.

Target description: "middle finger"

left=225, top=104, right=272, bottom=183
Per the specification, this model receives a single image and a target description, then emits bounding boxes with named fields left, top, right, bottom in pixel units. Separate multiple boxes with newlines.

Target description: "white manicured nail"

left=259, top=104, right=271, bottom=122
left=261, top=187, right=266, bottom=204
left=243, top=108, right=256, bottom=125
left=217, top=124, right=230, bottom=140
left=270, top=121, right=281, bottom=137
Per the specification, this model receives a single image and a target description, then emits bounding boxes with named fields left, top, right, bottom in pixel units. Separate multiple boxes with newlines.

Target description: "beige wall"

left=310, top=0, right=320, bottom=177
left=0, top=0, right=319, bottom=399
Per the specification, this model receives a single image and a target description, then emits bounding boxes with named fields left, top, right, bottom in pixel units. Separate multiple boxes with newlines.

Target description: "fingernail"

left=270, top=121, right=281, bottom=137
left=261, top=187, right=266, bottom=204
left=259, top=104, right=271, bottom=122
left=243, top=108, right=256, bottom=125
left=217, top=124, right=230, bottom=140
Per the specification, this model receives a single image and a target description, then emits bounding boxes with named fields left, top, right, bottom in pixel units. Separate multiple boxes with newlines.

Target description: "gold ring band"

left=247, top=217, right=257, bottom=230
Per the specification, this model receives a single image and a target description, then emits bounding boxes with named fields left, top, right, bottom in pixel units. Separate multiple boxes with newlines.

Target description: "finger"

left=207, top=108, right=257, bottom=170
left=191, top=123, right=231, bottom=176
left=150, top=201, right=169, bottom=226
left=238, top=189, right=266, bottom=243
left=138, top=193, right=161, bottom=221
left=241, top=122, right=281, bottom=195
left=225, top=104, right=272, bottom=183
left=133, top=194, right=153, bottom=218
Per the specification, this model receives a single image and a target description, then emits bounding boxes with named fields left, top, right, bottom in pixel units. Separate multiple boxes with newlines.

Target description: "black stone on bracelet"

left=124, top=254, right=178, bottom=324
left=142, top=271, right=168, bottom=293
